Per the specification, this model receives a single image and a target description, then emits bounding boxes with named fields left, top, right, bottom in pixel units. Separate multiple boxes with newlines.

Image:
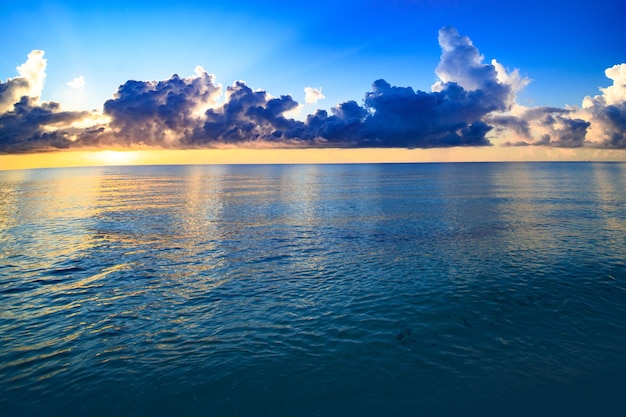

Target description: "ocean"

left=1, top=162, right=625, bottom=416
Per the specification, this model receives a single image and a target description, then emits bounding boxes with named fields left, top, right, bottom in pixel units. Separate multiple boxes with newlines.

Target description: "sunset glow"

left=2, top=147, right=625, bottom=171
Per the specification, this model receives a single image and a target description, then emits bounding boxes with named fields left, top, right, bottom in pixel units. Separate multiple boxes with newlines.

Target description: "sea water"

left=1, top=162, right=625, bottom=416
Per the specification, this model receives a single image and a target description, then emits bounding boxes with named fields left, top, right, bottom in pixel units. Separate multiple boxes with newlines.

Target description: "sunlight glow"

left=1, top=147, right=625, bottom=172
left=95, top=150, right=139, bottom=166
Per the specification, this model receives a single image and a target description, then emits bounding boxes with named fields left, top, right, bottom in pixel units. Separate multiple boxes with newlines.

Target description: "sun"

left=95, top=150, right=139, bottom=166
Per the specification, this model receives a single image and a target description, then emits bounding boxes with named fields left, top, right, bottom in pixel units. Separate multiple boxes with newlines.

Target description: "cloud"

left=192, top=81, right=302, bottom=146
left=580, top=64, right=626, bottom=148
left=595, top=64, right=626, bottom=107
left=501, top=110, right=590, bottom=148
left=304, top=87, right=325, bottom=105
left=0, top=51, right=101, bottom=153
left=499, top=64, right=626, bottom=149
left=0, top=50, right=46, bottom=113
left=432, top=27, right=528, bottom=107
left=67, top=76, right=85, bottom=89
left=0, top=96, right=92, bottom=153
left=538, top=116, right=590, bottom=148
left=1, top=28, right=625, bottom=153
left=285, top=26, right=520, bottom=148
left=101, top=66, right=222, bottom=147
left=359, top=78, right=495, bottom=147
left=492, top=59, right=530, bottom=107
left=343, top=27, right=525, bottom=148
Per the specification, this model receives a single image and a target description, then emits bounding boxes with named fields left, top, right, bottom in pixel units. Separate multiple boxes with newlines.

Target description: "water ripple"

left=1, top=163, right=626, bottom=416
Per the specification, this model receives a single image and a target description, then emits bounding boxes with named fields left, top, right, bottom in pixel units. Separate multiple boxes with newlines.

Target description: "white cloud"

left=0, top=50, right=47, bottom=112
left=583, top=63, right=626, bottom=109
left=577, top=62, right=626, bottom=146
left=492, top=59, right=530, bottom=106
left=17, top=50, right=47, bottom=99
left=601, top=63, right=626, bottom=106
left=67, top=75, right=85, bottom=89
left=304, top=86, right=325, bottom=105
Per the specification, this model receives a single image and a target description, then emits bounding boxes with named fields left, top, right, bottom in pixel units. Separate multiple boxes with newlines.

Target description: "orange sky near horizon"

left=1, top=147, right=625, bottom=171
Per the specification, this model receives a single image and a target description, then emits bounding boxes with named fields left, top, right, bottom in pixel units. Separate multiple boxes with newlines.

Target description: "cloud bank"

left=0, top=27, right=624, bottom=153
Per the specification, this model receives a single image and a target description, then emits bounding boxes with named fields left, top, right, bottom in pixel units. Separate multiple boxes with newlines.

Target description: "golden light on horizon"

left=0, top=147, right=625, bottom=172
left=95, top=150, right=140, bottom=166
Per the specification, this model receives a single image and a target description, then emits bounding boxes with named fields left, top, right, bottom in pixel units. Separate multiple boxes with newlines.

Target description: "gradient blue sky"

left=2, top=0, right=623, bottom=112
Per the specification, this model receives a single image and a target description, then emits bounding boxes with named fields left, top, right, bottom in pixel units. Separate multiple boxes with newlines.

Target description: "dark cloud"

left=358, top=79, right=495, bottom=147
left=593, top=103, right=626, bottom=148
left=522, top=106, right=571, bottom=121
left=487, top=115, right=531, bottom=139
left=0, top=50, right=96, bottom=153
left=497, top=107, right=587, bottom=147
left=345, top=26, right=516, bottom=148
left=2, top=30, right=625, bottom=153
left=296, top=101, right=368, bottom=144
left=0, top=78, right=29, bottom=111
left=97, top=26, right=514, bottom=150
left=0, top=97, right=89, bottom=153
left=102, top=68, right=221, bottom=147
left=539, top=115, right=590, bottom=148
left=193, top=81, right=301, bottom=145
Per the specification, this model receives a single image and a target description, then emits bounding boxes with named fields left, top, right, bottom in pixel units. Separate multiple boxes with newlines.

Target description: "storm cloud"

left=1, top=28, right=625, bottom=153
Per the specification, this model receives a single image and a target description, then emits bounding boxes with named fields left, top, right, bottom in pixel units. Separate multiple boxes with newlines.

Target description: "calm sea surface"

left=1, top=162, right=625, bottom=416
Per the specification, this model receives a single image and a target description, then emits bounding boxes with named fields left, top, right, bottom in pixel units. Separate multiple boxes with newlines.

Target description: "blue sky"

left=0, top=0, right=625, bottom=159
left=2, top=0, right=622, bottom=111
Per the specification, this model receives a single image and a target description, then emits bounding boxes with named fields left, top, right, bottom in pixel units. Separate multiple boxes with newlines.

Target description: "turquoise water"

left=1, top=162, right=625, bottom=416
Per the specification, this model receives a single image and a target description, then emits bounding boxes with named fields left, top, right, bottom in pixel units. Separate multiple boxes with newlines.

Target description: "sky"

left=0, top=0, right=625, bottom=169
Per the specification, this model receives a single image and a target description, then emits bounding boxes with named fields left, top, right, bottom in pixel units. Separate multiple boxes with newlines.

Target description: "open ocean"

left=1, top=162, right=625, bottom=416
